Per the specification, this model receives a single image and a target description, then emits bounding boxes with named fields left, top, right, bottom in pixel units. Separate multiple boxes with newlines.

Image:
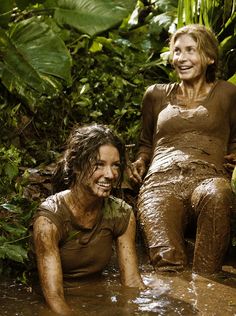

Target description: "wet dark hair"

left=52, top=123, right=125, bottom=193
left=169, top=24, right=219, bottom=82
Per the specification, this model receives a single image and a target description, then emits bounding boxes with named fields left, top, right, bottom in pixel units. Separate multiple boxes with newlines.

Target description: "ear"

left=207, top=57, right=214, bottom=65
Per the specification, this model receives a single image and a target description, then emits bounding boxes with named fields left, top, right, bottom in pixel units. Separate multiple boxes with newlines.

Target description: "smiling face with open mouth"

left=83, top=144, right=121, bottom=198
left=172, top=34, right=208, bottom=83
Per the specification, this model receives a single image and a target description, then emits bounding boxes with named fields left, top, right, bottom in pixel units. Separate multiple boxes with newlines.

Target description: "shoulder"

left=103, top=196, right=132, bottom=220
left=103, top=196, right=132, bottom=238
left=39, top=191, right=68, bottom=213
left=34, top=191, right=70, bottom=235
left=214, top=81, right=236, bottom=111
left=142, top=83, right=178, bottom=110
left=144, top=82, right=178, bottom=98
left=216, top=80, right=236, bottom=97
left=39, top=194, right=59, bottom=212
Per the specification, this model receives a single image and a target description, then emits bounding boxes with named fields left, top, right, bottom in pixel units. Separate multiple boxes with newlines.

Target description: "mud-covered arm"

left=228, top=92, right=236, bottom=155
left=225, top=91, right=236, bottom=168
left=33, top=216, right=74, bottom=316
left=116, top=211, right=145, bottom=289
left=137, top=85, right=156, bottom=164
left=130, top=85, right=157, bottom=183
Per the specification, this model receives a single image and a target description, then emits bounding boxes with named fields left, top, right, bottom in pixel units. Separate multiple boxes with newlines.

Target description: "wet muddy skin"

left=136, top=79, right=236, bottom=275
left=1, top=245, right=236, bottom=316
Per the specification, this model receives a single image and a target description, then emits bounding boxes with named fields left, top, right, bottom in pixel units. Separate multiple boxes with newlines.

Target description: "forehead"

left=98, top=144, right=120, bottom=159
left=174, top=34, right=197, bottom=46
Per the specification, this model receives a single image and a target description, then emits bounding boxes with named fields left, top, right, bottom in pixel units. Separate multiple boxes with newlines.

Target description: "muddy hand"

left=224, top=153, right=236, bottom=172
left=128, top=158, right=146, bottom=184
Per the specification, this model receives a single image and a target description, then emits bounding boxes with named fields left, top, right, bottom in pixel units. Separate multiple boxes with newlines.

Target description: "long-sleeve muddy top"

left=137, top=80, right=236, bottom=178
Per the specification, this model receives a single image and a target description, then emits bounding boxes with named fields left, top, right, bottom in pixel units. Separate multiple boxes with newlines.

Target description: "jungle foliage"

left=0, top=0, right=235, bottom=277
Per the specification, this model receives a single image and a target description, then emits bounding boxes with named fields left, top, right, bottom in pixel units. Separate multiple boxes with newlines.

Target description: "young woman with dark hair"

left=32, top=123, right=144, bottom=316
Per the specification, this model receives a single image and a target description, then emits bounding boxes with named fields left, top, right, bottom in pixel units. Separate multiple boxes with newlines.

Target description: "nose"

left=178, top=51, right=187, bottom=62
left=104, top=166, right=116, bottom=179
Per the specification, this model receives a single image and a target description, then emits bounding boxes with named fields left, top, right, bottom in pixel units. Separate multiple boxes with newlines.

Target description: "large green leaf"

left=9, top=17, right=72, bottom=83
left=0, top=243, right=28, bottom=263
left=0, top=17, right=72, bottom=110
left=0, top=0, right=14, bottom=28
left=0, top=222, right=27, bottom=237
left=51, top=0, right=136, bottom=36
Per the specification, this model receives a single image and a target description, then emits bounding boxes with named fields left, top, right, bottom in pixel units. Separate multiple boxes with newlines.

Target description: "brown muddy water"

left=1, top=246, right=236, bottom=316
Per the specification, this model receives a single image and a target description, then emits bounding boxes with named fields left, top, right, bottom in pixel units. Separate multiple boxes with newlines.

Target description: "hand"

left=224, top=153, right=236, bottom=173
left=128, top=158, right=147, bottom=184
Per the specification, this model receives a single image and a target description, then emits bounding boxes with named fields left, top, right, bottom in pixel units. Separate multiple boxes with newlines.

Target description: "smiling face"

left=83, top=144, right=121, bottom=198
left=172, top=34, right=213, bottom=83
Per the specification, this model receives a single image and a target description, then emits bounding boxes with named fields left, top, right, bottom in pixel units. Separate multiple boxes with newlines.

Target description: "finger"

left=225, top=154, right=236, bottom=162
left=131, top=170, right=143, bottom=183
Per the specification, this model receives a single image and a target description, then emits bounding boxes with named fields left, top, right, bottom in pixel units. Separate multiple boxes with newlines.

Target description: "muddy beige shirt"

left=34, top=192, right=132, bottom=280
left=138, top=80, right=236, bottom=178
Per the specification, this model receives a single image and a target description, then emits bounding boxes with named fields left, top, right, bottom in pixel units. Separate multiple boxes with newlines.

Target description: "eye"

left=187, top=46, right=196, bottom=53
left=173, top=47, right=180, bottom=55
left=95, top=161, right=105, bottom=169
left=112, top=162, right=121, bottom=170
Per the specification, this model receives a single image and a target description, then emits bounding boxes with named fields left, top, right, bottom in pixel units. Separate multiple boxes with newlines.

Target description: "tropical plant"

left=0, top=0, right=137, bottom=109
left=0, top=199, right=37, bottom=277
left=0, top=145, right=22, bottom=198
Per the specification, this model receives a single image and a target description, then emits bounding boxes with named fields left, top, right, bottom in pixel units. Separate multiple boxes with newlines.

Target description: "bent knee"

left=191, top=177, right=233, bottom=209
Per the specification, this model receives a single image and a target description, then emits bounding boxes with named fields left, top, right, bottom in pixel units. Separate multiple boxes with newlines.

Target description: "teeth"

left=97, top=182, right=111, bottom=188
left=179, top=66, right=190, bottom=70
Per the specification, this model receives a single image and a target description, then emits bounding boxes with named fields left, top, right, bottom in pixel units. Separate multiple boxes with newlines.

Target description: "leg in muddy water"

left=191, top=177, right=232, bottom=274
left=138, top=187, right=188, bottom=272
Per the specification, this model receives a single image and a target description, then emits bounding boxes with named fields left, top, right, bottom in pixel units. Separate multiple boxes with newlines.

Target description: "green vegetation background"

left=0, top=0, right=235, bottom=278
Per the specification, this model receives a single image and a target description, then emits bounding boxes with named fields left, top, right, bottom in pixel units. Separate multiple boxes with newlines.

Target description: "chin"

left=101, top=191, right=111, bottom=197
left=179, top=74, right=192, bottom=80
left=95, top=190, right=111, bottom=198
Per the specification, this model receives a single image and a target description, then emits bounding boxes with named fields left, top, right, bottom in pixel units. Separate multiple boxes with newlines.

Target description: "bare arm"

left=33, top=216, right=74, bottom=316
left=116, top=211, right=145, bottom=289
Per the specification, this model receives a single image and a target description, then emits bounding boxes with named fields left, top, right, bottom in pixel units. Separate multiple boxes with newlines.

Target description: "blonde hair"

left=169, top=24, right=219, bottom=82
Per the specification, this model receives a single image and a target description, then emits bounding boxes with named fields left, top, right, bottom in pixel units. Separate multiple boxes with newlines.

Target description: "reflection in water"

left=1, top=249, right=236, bottom=315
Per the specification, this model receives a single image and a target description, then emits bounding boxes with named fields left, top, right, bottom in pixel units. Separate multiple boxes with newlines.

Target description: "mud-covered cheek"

left=113, top=171, right=120, bottom=183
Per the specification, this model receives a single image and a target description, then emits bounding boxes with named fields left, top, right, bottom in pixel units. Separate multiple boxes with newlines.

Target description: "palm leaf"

left=184, top=0, right=193, bottom=25
left=177, top=0, right=184, bottom=27
left=51, top=0, right=136, bottom=36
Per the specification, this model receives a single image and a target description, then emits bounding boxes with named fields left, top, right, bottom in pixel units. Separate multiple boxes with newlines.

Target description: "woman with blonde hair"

left=129, top=24, right=236, bottom=275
